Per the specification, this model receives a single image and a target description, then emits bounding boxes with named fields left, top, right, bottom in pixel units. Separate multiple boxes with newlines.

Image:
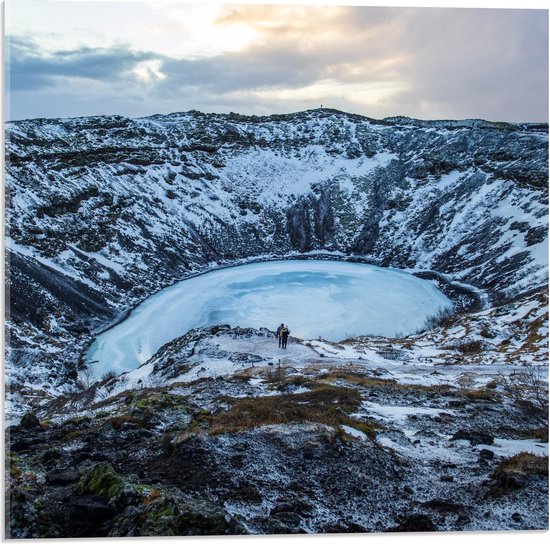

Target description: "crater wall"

left=5, top=109, right=548, bottom=410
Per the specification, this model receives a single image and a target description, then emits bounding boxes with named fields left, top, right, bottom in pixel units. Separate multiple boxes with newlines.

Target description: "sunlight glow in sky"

left=5, top=0, right=549, bottom=122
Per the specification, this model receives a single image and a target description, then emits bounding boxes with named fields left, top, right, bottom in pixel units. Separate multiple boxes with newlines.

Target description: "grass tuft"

left=495, top=452, right=548, bottom=477
left=461, top=387, right=500, bottom=403
left=205, top=385, right=376, bottom=436
left=456, top=340, right=484, bottom=355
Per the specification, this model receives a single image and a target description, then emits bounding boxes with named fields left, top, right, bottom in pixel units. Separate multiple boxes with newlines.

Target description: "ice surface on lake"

left=86, top=260, right=453, bottom=377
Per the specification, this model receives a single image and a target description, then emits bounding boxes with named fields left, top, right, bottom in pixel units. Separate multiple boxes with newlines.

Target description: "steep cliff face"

left=4, top=109, right=548, bottom=413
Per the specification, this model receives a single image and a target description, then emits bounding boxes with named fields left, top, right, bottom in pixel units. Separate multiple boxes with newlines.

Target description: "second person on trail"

left=276, top=323, right=284, bottom=347
left=281, top=325, right=290, bottom=349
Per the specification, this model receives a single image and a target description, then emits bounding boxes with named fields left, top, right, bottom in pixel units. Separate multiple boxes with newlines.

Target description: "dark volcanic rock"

left=19, top=413, right=42, bottom=429
left=423, top=499, right=465, bottom=513
left=3, top=109, right=548, bottom=538
left=451, top=429, right=494, bottom=446
left=46, top=468, right=80, bottom=485
left=67, top=495, right=115, bottom=537
left=390, top=514, right=437, bottom=532
left=479, top=449, right=495, bottom=460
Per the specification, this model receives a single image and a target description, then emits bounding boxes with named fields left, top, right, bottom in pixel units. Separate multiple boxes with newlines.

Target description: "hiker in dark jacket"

left=276, top=323, right=284, bottom=347
left=281, top=325, right=290, bottom=349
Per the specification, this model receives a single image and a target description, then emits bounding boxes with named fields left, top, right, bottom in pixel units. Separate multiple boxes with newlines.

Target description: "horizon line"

left=6, top=107, right=549, bottom=127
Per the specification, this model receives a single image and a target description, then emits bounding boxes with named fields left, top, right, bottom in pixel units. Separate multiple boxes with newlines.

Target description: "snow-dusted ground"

left=23, top=288, right=546, bottom=536
left=85, top=260, right=452, bottom=378
left=79, top=323, right=548, bottom=533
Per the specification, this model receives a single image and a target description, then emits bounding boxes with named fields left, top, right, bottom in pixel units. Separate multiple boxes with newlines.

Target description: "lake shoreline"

left=83, top=257, right=461, bottom=378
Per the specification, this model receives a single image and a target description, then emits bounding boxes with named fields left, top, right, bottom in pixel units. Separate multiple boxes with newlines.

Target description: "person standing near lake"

left=276, top=323, right=284, bottom=347
left=281, top=325, right=290, bottom=349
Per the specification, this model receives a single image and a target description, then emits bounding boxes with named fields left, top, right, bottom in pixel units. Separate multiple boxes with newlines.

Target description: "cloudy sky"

left=5, top=0, right=549, bottom=122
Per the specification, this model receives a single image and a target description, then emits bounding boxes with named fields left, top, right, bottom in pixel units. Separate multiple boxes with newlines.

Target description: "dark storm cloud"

left=7, top=36, right=159, bottom=91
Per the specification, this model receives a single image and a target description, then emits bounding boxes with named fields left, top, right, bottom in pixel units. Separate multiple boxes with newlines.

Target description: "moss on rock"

left=76, top=462, right=122, bottom=501
left=109, top=495, right=235, bottom=537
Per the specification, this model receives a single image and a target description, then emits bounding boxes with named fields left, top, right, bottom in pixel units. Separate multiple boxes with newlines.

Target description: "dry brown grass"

left=495, top=452, right=548, bottom=477
left=185, top=409, right=214, bottom=435
left=519, top=315, right=548, bottom=353
left=90, top=389, right=139, bottom=410
left=461, top=388, right=500, bottom=403
left=500, top=366, right=548, bottom=423
left=456, top=340, right=484, bottom=355
left=232, top=367, right=261, bottom=379
left=206, top=385, right=376, bottom=436
left=144, top=488, right=162, bottom=504
left=9, top=462, right=22, bottom=481
left=107, top=414, right=138, bottom=430
left=265, top=372, right=314, bottom=390
left=518, top=427, right=549, bottom=443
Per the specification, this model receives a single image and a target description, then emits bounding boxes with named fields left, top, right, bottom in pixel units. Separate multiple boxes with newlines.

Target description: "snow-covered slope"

left=4, top=108, right=548, bottom=414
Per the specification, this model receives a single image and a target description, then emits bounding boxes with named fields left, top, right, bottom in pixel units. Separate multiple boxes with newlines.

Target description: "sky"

left=4, top=0, right=549, bottom=122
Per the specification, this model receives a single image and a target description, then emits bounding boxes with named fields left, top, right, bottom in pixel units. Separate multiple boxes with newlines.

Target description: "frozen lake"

left=85, top=260, right=453, bottom=377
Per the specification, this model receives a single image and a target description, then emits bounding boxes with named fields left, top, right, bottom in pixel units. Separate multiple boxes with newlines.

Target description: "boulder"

left=450, top=429, right=494, bottom=446
left=47, top=468, right=81, bottom=485
left=76, top=462, right=123, bottom=502
left=108, top=495, right=241, bottom=537
left=479, top=449, right=495, bottom=460
left=41, top=448, right=62, bottom=463
left=68, top=495, right=114, bottom=537
left=19, top=413, right=42, bottom=430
